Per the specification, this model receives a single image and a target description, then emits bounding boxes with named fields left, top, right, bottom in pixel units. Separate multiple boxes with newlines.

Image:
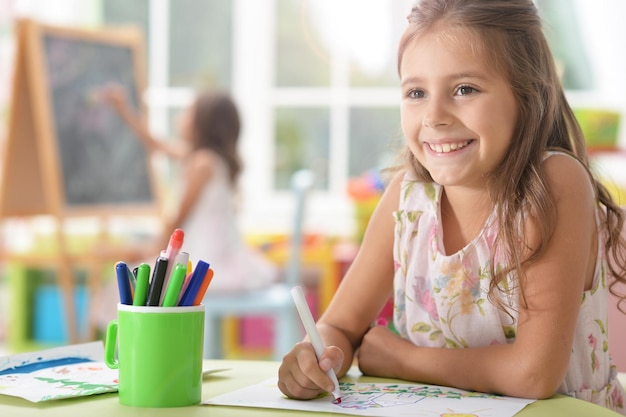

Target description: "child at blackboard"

left=100, top=86, right=279, bottom=293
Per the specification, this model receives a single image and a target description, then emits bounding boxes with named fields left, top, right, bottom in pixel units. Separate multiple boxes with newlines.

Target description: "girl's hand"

left=277, top=341, right=344, bottom=400
left=96, top=83, right=130, bottom=113
left=357, top=325, right=407, bottom=379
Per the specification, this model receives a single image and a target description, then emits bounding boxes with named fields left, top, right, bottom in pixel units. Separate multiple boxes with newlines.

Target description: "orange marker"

left=193, top=268, right=214, bottom=306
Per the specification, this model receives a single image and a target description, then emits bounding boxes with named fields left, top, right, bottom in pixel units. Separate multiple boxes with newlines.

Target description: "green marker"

left=132, top=263, right=150, bottom=306
left=162, top=263, right=187, bottom=307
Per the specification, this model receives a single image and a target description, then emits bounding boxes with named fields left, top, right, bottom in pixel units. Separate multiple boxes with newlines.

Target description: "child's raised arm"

left=98, top=83, right=186, bottom=159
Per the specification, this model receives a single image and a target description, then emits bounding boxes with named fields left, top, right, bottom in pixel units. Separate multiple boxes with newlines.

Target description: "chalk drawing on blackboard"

left=42, top=33, right=154, bottom=208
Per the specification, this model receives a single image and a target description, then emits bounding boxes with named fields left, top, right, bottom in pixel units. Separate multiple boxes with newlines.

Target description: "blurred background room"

left=0, top=0, right=625, bottom=368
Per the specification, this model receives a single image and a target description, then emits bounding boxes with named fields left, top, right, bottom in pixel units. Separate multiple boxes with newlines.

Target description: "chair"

left=203, top=169, right=315, bottom=360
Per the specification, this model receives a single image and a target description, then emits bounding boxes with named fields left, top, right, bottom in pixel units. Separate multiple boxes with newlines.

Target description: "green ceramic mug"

left=104, top=304, right=205, bottom=407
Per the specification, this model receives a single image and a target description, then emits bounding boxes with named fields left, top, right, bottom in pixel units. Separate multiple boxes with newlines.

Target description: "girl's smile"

left=424, top=139, right=474, bottom=154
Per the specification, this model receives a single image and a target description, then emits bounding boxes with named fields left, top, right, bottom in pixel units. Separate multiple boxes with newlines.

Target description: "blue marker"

left=178, top=260, right=210, bottom=306
left=115, top=261, right=133, bottom=305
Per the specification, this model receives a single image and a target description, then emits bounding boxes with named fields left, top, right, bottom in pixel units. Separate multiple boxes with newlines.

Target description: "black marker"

left=146, top=255, right=168, bottom=306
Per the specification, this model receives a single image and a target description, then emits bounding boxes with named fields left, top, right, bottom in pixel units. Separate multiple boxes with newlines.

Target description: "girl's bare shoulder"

left=542, top=153, right=594, bottom=201
left=184, top=149, right=218, bottom=177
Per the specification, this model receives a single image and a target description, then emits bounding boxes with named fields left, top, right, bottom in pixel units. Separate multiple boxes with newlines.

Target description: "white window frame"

left=20, top=0, right=626, bottom=236
left=231, top=0, right=405, bottom=236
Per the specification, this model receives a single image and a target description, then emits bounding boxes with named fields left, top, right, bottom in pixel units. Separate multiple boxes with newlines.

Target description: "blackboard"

left=0, top=20, right=160, bottom=346
left=0, top=19, right=159, bottom=217
left=42, top=30, right=154, bottom=208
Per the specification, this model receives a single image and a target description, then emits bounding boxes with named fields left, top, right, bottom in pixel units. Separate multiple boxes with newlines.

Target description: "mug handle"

left=104, top=319, right=119, bottom=369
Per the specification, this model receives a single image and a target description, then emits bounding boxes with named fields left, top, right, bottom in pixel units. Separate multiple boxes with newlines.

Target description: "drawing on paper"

left=337, top=381, right=499, bottom=410
left=203, top=377, right=535, bottom=417
left=0, top=361, right=118, bottom=402
left=0, top=342, right=118, bottom=402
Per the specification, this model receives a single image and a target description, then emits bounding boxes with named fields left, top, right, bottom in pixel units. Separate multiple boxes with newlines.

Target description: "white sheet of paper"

left=203, top=377, right=535, bottom=417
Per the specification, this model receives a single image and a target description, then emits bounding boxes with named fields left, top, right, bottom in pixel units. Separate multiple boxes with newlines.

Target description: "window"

left=196, top=0, right=410, bottom=234
left=536, top=0, right=593, bottom=90
left=8, top=0, right=624, bottom=235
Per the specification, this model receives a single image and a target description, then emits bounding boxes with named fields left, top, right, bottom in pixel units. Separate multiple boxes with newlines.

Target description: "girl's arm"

left=278, top=171, right=402, bottom=399
left=357, top=154, right=597, bottom=399
left=159, top=150, right=215, bottom=248
left=100, top=84, right=188, bottom=159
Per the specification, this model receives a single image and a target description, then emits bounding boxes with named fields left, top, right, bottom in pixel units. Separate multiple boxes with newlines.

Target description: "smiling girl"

left=278, top=0, right=626, bottom=414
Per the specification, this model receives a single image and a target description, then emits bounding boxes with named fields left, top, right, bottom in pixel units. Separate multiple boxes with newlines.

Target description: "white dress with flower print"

left=392, top=161, right=625, bottom=414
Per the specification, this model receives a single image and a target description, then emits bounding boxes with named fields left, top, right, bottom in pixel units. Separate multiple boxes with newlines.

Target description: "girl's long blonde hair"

left=396, top=0, right=626, bottom=312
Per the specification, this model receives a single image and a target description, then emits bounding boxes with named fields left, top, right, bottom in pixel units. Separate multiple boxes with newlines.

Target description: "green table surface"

left=0, top=360, right=621, bottom=416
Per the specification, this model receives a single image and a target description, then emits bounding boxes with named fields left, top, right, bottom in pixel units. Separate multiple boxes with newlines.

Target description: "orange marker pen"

left=193, top=268, right=214, bottom=306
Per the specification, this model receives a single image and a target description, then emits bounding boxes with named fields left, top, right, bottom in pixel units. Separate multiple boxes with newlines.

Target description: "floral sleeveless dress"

left=392, top=156, right=625, bottom=414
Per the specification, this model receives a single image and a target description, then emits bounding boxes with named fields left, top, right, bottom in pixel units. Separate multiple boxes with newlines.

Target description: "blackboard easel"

left=0, top=19, right=160, bottom=343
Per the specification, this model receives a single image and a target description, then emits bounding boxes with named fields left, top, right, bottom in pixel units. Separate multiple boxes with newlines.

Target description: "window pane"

left=102, top=0, right=150, bottom=31
left=169, top=0, right=232, bottom=88
left=349, top=107, right=402, bottom=177
left=536, top=0, right=593, bottom=90
left=275, top=108, right=330, bottom=189
left=349, top=61, right=399, bottom=88
left=276, top=0, right=330, bottom=87
left=346, top=1, right=406, bottom=88
left=157, top=108, right=183, bottom=196
left=102, top=0, right=150, bottom=72
left=278, top=0, right=405, bottom=88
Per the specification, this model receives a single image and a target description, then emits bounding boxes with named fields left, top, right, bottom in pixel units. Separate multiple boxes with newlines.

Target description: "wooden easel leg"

left=57, top=257, right=77, bottom=343
left=87, top=216, right=109, bottom=341
left=56, top=225, right=78, bottom=343
left=86, top=257, right=103, bottom=341
left=57, top=253, right=78, bottom=343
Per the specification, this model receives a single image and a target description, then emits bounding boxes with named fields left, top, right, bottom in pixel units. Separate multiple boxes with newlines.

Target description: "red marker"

left=159, top=228, right=185, bottom=305
left=167, top=228, right=185, bottom=255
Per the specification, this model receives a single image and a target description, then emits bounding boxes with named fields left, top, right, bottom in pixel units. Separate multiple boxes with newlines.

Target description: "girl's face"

left=400, top=28, right=518, bottom=189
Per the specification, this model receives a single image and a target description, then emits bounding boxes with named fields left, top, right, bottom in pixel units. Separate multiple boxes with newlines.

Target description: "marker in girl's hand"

left=291, top=286, right=342, bottom=404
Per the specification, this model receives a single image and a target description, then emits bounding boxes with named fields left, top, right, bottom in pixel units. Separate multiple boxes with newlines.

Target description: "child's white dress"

left=95, top=153, right=278, bottom=330
left=392, top=154, right=626, bottom=414
left=181, top=154, right=279, bottom=293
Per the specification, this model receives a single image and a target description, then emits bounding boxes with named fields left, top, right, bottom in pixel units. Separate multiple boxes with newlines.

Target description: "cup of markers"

left=104, top=229, right=214, bottom=407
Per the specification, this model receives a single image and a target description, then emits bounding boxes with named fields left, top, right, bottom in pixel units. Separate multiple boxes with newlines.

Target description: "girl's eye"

left=456, top=85, right=476, bottom=96
left=406, top=89, right=426, bottom=99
